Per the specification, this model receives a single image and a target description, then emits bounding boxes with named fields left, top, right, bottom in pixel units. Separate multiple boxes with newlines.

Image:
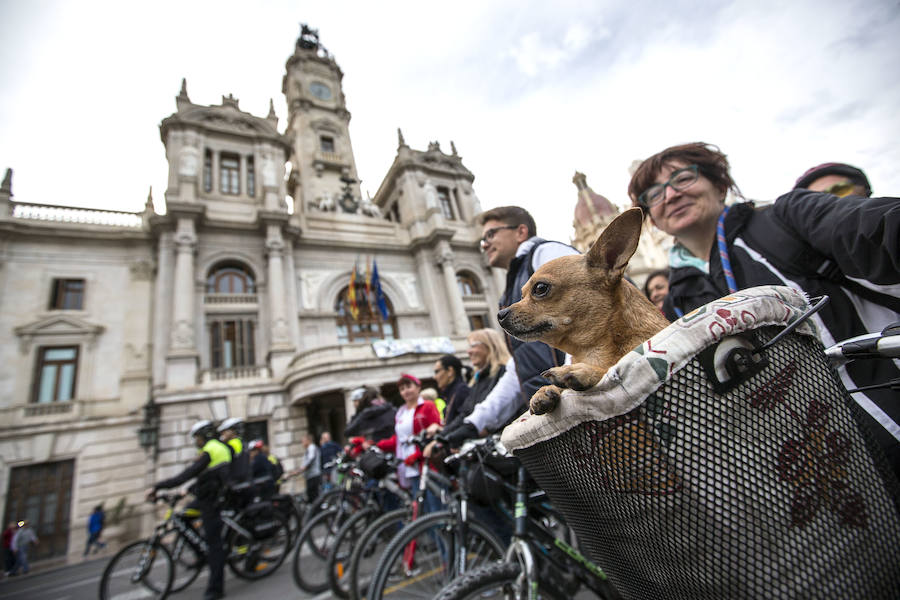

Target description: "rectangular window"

left=320, top=136, right=335, bottom=153
left=203, top=149, right=213, bottom=192
left=34, top=346, right=79, bottom=403
left=247, top=156, right=255, bottom=197
left=210, top=320, right=256, bottom=368
left=468, top=314, right=487, bottom=331
left=49, top=279, right=85, bottom=310
left=437, top=186, right=454, bottom=220
left=220, top=153, right=240, bottom=195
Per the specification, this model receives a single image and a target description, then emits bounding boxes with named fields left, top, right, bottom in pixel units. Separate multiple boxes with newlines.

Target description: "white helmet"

left=217, top=416, right=244, bottom=434
left=189, top=419, right=216, bottom=440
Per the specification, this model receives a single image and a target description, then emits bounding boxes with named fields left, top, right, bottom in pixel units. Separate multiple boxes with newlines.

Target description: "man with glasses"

left=442, top=206, right=578, bottom=444
left=794, top=162, right=872, bottom=198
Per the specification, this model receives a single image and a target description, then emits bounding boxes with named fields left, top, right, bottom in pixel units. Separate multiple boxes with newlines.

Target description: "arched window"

left=457, top=272, right=480, bottom=296
left=334, top=284, right=398, bottom=343
left=207, top=262, right=256, bottom=294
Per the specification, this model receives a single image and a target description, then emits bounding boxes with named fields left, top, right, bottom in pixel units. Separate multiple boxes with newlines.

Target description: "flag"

left=365, top=256, right=374, bottom=315
left=348, top=260, right=359, bottom=321
left=371, top=259, right=390, bottom=320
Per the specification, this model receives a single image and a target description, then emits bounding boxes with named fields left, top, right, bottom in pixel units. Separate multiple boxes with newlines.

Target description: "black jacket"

left=444, top=365, right=506, bottom=433
left=663, top=192, right=900, bottom=470
left=440, top=377, right=471, bottom=429
left=344, top=402, right=397, bottom=442
left=501, top=239, right=570, bottom=414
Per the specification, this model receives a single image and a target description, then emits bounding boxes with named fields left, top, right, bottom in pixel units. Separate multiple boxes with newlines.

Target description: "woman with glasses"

left=628, top=141, right=900, bottom=477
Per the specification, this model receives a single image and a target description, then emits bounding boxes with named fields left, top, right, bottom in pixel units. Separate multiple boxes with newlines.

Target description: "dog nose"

left=497, top=307, right=510, bottom=325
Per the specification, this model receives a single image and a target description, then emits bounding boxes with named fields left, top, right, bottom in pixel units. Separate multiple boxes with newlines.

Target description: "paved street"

left=0, top=554, right=330, bottom=600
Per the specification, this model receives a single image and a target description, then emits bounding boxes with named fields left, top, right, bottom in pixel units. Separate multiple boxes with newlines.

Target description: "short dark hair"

left=642, top=268, right=670, bottom=298
left=629, top=143, right=740, bottom=212
left=477, top=206, right=537, bottom=238
left=794, top=162, right=872, bottom=197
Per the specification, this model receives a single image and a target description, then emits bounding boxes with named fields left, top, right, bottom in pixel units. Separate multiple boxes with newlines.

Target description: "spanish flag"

left=348, top=261, right=359, bottom=321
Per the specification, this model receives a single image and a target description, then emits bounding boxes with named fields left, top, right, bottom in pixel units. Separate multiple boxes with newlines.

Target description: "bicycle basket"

left=501, top=286, right=900, bottom=600
left=359, top=449, right=391, bottom=479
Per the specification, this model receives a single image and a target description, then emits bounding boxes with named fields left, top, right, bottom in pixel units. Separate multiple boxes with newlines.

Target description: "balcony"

left=13, top=202, right=143, bottom=228
left=201, top=365, right=271, bottom=385
left=204, top=293, right=259, bottom=305
left=312, top=150, right=349, bottom=173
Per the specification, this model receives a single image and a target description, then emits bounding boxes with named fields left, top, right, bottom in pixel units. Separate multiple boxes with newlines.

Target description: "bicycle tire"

left=160, top=528, right=203, bottom=593
left=292, top=505, right=350, bottom=592
left=434, top=561, right=569, bottom=600
left=367, top=510, right=505, bottom=600
left=303, top=488, right=343, bottom=522
left=347, top=507, right=412, bottom=600
left=327, top=505, right=380, bottom=599
left=225, top=507, right=291, bottom=580
left=272, top=494, right=303, bottom=547
left=99, top=539, right=174, bottom=600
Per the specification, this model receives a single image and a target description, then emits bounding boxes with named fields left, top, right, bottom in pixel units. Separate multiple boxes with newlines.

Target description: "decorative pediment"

left=14, top=314, right=105, bottom=353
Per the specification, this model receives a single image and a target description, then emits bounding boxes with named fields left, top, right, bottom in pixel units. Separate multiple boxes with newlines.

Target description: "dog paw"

left=542, top=364, right=606, bottom=391
left=530, top=385, right=562, bottom=415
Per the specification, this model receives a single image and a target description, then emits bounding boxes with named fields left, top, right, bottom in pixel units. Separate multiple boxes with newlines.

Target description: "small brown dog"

left=498, top=207, right=670, bottom=415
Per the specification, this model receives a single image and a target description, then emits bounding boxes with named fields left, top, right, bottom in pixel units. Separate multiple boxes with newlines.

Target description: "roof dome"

left=572, top=172, right=617, bottom=225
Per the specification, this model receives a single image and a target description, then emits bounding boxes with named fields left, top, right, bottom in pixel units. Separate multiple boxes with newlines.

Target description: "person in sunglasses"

left=628, top=142, right=900, bottom=477
left=794, top=162, right=872, bottom=198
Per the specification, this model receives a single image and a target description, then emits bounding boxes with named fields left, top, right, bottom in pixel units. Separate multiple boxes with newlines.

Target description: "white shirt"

left=395, top=398, right=422, bottom=479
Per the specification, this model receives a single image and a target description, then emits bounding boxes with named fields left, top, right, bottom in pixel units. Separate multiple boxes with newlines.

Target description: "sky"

left=1, top=0, right=899, bottom=244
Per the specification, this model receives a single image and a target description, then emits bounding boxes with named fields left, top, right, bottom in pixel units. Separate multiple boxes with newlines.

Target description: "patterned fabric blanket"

left=502, top=285, right=816, bottom=450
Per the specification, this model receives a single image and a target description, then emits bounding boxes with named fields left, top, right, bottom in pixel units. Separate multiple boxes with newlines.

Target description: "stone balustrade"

left=13, top=202, right=143, bottom=227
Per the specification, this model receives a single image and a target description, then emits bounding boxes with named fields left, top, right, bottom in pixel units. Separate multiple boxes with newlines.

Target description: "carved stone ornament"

left=174, top=232, right=197, bottom=250
left=359, top=195, right=381, bottom=218
left=130, top=259, right=156, bottom=281
left=179, top=145, right=200, bottom=177
left=423, top=178, right=438, bottom=209
left=170, top=319, right=195, bottom=349
left=266, top=237, right=286, bottom=254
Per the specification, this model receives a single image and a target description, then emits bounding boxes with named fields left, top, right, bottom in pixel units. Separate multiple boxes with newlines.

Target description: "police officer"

left=147, top=420, right=231, bottom=600
left=217, top=416, right=244, bottom=455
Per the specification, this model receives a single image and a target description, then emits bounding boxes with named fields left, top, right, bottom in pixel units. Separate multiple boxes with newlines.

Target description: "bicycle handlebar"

left=825, top=322, right=900, bottom=365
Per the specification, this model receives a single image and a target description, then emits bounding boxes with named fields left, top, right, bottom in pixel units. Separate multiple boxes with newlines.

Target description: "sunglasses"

left=823, top=181, right=857, bottom=198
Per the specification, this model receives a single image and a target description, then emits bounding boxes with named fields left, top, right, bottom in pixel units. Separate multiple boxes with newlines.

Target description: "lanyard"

left=673, top=205, right=735, bottom=318
left=717, top=205, right=738, bottom=294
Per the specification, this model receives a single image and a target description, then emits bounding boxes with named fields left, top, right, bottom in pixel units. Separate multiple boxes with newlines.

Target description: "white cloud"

left=1, top=0, right=898, bottom=246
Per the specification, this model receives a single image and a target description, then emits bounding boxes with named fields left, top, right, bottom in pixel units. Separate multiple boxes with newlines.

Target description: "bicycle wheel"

left=160, top=529, right=203, bottom=593
left=99, top=539, right=174, bottom=600
left=272, top=494, right=303, bottom=547
left=367, top=510, right=505, bottom=600
left=348, top=507, right=411, bottom=600
left=327, top=505, right=380, bottom=598
left=226, top=507, right=291, bottom=580
left=303, top=488, right=343, bottom=522
left=434, top=561, right=569, bottom=600
left=292, top=505, right=347, bottom=593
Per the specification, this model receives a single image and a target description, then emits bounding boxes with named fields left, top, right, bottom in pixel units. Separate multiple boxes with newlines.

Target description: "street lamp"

left=138, top=396, right=160, bottom=458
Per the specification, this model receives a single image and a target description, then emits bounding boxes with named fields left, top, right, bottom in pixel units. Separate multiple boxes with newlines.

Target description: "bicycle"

left=495, top=289, right=900, bottom=598
left=365, top=436, right=508, bottom=600
left=435, top=446, right=620, bottom=600
left=99, top=490, right=292, bottom=599
left=329, top=445, right=453, bottom=599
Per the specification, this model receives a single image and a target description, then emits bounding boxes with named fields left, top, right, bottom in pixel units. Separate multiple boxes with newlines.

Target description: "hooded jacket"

left=344, top=401, right=397, bottom=442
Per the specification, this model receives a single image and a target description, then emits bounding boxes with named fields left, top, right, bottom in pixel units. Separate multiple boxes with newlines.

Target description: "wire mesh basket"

left=501, top=286, right=900, bottom=599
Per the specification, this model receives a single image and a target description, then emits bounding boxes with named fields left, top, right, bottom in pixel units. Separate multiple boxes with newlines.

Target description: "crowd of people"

left=69, top=144, right=893, bottom=600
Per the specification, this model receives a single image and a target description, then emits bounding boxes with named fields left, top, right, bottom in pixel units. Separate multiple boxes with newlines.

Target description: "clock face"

left=310, top=82, right=332, bottom=100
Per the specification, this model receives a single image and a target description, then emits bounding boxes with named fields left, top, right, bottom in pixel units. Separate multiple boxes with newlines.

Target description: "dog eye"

left=532, top=282, right=551, bottom=298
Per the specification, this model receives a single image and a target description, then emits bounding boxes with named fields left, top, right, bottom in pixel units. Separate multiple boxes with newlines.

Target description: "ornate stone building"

left=0, top=26, right=498, bottom=562
left=570, top=171, right=670, bottom=288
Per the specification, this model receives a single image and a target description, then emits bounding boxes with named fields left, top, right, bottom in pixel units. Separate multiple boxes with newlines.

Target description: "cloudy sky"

left=1, top=0, right=898, bottom=244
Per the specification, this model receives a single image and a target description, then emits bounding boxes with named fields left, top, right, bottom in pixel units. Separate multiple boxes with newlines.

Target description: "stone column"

left=266, top=224, right=295, bottom=376
left=152, top=233, right=174, bottom=388
left=165, top=218, right=198, bottom=386
left=437, top=242, right=470, bottom=336
left=211, top=151, right=220, bottom=194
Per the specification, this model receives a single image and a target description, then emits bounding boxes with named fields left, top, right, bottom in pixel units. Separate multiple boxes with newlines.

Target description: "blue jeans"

left=406, top=474, right=442, bottom=515
left=12, top=548, right=28, bottom=575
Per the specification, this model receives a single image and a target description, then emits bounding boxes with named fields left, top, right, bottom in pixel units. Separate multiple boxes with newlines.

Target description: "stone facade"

left=0, top=27, right=498, bottom=561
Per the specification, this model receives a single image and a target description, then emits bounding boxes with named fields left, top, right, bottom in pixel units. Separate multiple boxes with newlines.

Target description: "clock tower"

left=282, top=24, right=363, bottom=214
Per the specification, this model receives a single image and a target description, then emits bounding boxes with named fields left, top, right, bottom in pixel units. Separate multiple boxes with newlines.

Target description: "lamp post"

left=138, top=396, right=160, bottom=459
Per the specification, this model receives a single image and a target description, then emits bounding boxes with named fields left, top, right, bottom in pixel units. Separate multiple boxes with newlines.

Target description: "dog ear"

left=586, top=207, right=644, bottom=274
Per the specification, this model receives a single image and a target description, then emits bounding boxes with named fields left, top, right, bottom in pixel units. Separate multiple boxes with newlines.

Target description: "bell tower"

left=282, top=24, right=363, bottom=214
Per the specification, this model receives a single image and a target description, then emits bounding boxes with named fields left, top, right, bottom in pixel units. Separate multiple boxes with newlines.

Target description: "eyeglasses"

left=479, top=225, right=518, bottom=246
left=823, top=181, right=857, bottom=198
left=467, top=341, right=485, bottom=349
left=638, top=165, right=700, bottom=208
